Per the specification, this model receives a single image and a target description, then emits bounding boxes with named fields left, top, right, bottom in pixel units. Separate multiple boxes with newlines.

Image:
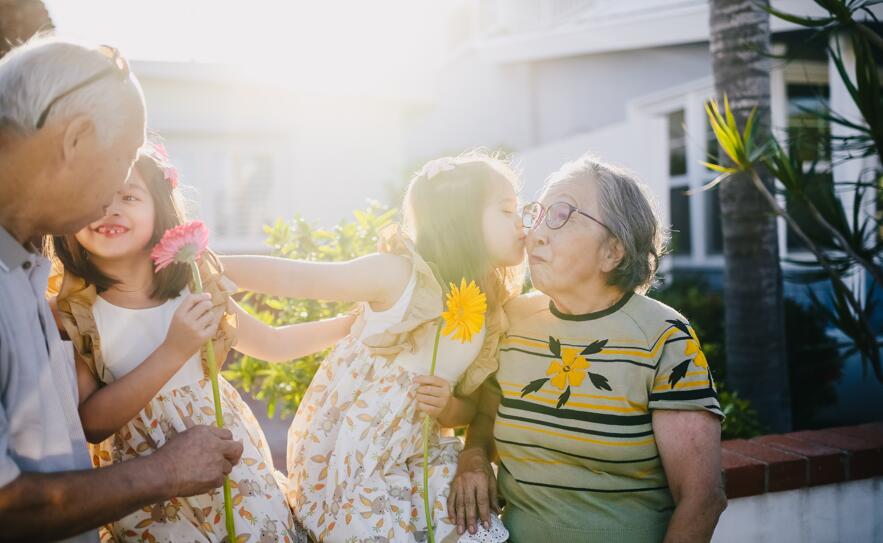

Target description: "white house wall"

left=531, top=43, right=712, bottom=144
left=136, top=70, right=410, bottom=251
left=402, top=52, right=534, bottom=163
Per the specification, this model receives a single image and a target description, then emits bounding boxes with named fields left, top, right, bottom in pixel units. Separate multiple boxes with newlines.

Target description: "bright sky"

left=44, top=0, right=443, bottom=92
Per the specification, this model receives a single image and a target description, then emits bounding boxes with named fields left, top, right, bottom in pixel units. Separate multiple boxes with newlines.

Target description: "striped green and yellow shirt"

left=492, top=290, right=722, bottom=543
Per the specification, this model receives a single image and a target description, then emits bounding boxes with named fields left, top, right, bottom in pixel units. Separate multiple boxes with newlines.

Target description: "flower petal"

left=550, top=372, right=567, bottom=390
left=568, top=371, right=587, bottom=388
left=546, top=361, right=562, bottom=376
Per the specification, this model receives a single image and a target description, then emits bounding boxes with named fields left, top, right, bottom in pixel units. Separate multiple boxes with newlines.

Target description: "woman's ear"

left=601, top=237, right=625, bottom=274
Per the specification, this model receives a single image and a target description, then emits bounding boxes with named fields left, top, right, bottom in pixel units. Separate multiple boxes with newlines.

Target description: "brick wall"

left=721, top=421, right=883, bottom=498
left=714, top=422, right=883, bottom=542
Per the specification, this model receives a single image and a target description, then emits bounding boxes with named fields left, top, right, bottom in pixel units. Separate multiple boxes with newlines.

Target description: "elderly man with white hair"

left=0, top=37, right=243, bottom=542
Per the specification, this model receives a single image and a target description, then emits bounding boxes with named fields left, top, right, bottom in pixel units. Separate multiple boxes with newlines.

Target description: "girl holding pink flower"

left=49, top=144, right=351, bottom=542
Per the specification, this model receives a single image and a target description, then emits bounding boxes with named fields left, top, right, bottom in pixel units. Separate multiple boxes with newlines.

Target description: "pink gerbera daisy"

left=149, top=220, right=209, bottom=272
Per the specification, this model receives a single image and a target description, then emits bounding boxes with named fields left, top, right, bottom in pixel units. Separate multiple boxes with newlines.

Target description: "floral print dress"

left=54, top=255, right=307, bottom=543
left=286, top=226, right=509, bottom=543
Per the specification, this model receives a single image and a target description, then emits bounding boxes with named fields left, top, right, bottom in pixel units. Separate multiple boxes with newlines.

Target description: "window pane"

left=786, top=172, right=838, bottom=251
left=705, top=188, right=723, bottom=255
left=669, top=187, right=692, bottom=256
left=787, top=83, right=830, bottom=162
left=215, top=154, right=275, bottom=238
left=669, top=109, right=687, bottom=177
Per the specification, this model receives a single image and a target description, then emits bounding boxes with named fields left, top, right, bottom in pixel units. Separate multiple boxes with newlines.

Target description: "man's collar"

left=0, top=224, right=33, bottom=272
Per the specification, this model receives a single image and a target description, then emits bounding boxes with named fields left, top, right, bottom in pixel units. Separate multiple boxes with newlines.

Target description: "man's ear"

left=601, top=237, right=625, bottom=274
left=62, top=115, right=96, bottom=163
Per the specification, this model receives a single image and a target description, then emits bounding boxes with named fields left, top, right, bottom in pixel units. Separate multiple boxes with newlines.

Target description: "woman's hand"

left=447, top=446, right=500, bottom=535
left=414, top=375, right=453, bottom=420
left=162, top=293, right=223, bottom=362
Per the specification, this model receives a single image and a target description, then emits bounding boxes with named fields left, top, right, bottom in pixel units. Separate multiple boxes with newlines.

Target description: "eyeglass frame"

left=521, top=200, right=614, bottom=234
left=35, top=45, right=131, bottom=130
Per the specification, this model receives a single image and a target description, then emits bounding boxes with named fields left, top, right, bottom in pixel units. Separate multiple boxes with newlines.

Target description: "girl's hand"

left=414, top=375, right=453, bottom=420
left=163, top=293, right=223, bottom=362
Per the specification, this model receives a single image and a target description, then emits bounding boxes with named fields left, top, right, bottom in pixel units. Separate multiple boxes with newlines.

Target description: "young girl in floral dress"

left=221, top=153, right=525, bottom=542
left=50, top=144, right=353, bottom=542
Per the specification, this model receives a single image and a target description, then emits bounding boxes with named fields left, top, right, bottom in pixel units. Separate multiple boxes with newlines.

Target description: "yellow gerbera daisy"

left=684, top=327, right=708, bottom=369
left=441, top=279, right=487, bottom=343
left=546, top=347, right=590, bottom=390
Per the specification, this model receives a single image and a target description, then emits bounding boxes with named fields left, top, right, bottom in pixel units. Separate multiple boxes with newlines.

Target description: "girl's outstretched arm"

left=229, top=299, right=356, bottom=363
left=220, top=253, right=411, bottom=310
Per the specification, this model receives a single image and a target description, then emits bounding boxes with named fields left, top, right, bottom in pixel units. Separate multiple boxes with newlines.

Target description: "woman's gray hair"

left=0, top=35, right=145, bottom=145
left=546, top=154, right=669, bottom=294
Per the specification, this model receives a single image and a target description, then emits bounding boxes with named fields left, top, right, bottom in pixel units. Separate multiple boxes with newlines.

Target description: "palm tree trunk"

left=709, top=0, right=792, bottom=432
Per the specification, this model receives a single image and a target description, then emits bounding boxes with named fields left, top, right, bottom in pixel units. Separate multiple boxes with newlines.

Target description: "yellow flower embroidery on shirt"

left=521, top=337, right=611, bottom=408
left=546, top=347, right=590, bottom=390
left=684, top=327, right=708, bottom=370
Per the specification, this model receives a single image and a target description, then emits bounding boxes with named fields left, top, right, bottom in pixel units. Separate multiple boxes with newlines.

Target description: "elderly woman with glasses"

left=447, top=154, right=728, bottom=543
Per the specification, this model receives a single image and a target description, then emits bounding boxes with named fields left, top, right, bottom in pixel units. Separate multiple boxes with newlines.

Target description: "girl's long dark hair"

left=51, top=151, right=190, bottom=301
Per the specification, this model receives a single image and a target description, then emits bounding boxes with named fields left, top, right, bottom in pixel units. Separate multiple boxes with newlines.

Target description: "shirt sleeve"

left=0, top=335, right=21, bottom=488
left=647, top=318, right=723, bottom=418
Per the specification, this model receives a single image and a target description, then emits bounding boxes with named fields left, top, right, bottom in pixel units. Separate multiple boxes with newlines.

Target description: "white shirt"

left=92, top=289, right=204, bottom=391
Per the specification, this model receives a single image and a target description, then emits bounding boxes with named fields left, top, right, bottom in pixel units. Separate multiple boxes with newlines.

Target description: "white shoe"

left=456, top=514, right=509, bottom=543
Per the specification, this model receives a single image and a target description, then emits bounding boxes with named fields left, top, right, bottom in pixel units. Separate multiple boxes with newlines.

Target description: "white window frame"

left=771, top=48, right=832, bottom=264
left=636, top=82, right=724, bottom=271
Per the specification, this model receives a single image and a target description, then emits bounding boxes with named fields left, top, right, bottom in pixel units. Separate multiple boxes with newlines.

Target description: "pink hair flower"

left=152, top=143, right=179, bottom=188
left=149, top=220, right=209, bottom=272
left=162, top=165, right=180, bottom=188
left=153, top=142, right=170, bottom=161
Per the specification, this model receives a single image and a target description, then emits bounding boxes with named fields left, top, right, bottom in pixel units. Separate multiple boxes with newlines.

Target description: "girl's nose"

left=104, top=198, right=123, bottom=216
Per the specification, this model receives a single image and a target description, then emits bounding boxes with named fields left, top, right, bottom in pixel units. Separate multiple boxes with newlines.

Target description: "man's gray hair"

left=547, top=154, right=669, bottom=294
left=0, top=35, right=145, bottom=145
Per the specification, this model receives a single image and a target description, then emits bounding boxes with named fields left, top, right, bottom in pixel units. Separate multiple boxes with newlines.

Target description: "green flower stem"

left=422, top=321, right=443, bottom=543
left=190, top=262, right=237, bottom=542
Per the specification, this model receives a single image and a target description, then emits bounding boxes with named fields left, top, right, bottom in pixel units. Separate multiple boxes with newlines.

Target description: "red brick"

left=829, top=422, right=883, bottom=447
left=723, top=439, right=807, bottom=492
left=753, top=435, right=845, bottom=486
left=721, top=449, right=766, bottom=498
left=788, top=429, right=883, bottom=480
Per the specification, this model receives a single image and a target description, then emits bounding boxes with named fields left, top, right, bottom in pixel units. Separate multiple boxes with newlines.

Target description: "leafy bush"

left=222, top=202, right=397, bottom=418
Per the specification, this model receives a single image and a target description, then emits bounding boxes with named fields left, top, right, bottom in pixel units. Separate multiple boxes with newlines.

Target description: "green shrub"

left=222, top=202, right=397, bottom=418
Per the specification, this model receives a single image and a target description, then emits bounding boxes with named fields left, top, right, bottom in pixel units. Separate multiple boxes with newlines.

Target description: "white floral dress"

left=286, top=226, right=509, bottom=543
left=54, top=255, right=307, bottom=543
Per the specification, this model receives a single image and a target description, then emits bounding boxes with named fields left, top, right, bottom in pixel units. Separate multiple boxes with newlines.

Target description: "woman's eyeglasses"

left=35, top=45, right=130, bottom=130
left=521, top=201, right=613, bottom=233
